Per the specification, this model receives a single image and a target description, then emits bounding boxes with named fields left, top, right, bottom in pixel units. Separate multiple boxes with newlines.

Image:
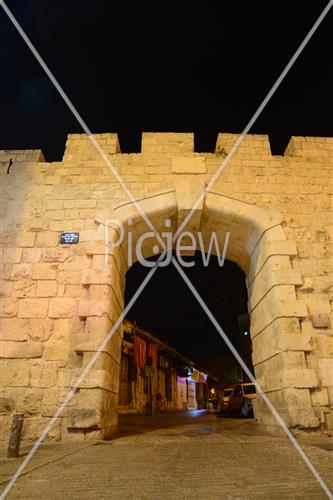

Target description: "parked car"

left=219, top=387, right=235, bottom=413
left=228, top=383, right=256, bottom=417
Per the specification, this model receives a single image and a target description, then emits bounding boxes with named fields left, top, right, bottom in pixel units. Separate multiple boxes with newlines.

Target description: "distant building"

left=118, top=320, right=209, bottom=414
left=206, top=354, right=243, bottom=388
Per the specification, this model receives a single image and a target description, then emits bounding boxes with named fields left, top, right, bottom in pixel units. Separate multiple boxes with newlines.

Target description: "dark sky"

left=0, top=0, right=332, bottom=159
left=1, top=1, right=332, bottom=370
left=125, top=254, right=248, bottom=371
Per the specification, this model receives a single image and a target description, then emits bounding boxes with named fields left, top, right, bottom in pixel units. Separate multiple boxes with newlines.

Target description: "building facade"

left=118, top=320, right=208, bottom=415
left=0, top=132, right=332, bottom=443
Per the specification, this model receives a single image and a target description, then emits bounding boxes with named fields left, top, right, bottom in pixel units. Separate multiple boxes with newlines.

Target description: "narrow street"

left=1, top=411, right=332, bottom=499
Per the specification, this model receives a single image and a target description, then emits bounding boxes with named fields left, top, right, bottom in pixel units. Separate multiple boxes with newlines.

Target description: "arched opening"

left=78, top=189, right=316, bottom=440
left=119, top=253, right=253, bottom=421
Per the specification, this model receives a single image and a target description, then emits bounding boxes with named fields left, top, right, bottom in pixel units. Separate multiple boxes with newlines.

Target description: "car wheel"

left=240, top=402, right=249, bottom=417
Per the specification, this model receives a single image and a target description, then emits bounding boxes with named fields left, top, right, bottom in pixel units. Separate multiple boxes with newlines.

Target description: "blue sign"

left=59, top=232, right=79, bottom=245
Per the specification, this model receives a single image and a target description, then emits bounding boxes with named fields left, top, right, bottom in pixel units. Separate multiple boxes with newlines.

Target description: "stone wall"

left=0, top=132, right=332, bottom=443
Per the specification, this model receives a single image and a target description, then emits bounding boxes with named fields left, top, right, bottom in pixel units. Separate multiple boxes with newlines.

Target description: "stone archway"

left=70, top=189, right=318, bottom=439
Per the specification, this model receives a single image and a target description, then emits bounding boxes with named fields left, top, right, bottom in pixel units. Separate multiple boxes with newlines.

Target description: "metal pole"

left=7, top=412, right=24, bottom=459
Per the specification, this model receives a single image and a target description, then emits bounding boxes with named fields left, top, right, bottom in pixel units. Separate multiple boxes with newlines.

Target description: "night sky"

left=0, top=1, right=332, bottom=159
left=125, top=254, right=248, bottom=370
left=1, top=1, right=332, bottom=370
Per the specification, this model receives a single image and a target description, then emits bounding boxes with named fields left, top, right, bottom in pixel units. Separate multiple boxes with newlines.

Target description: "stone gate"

left=0, top=132, right=332, bottom=443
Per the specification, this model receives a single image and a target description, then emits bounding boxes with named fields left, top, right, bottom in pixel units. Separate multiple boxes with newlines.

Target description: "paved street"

left=1, top=411, right=332, bottom=499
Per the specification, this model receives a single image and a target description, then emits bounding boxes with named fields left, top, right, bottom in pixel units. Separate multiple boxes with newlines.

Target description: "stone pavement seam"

left=0, top=442, right=96, bottom=487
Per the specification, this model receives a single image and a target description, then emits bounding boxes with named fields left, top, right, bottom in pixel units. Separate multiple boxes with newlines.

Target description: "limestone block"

left=0, top=298, right=18, bottom=317
left=32, top=263, right=57, bottom=280
left=281, top=332, right=312, bottom=351
left=58, top=368, right=81, bottom=388
left=297, top=276, right=315, bottom=293
left=63, top=200, right=75, bottom=209
left=81, top=268, right=113, bottom=286
left=315, top=275, right=332, bottom=293
left=142, top=132, right=194, bottom=153
left=52, top=318, right=80, bottom=342
left=311, top=334, right=333, bottom=357
left=18, top=298, right=49, bottom=318
left=252, top=319, right=312, bottom=365
left=287, top=408, right=320, bottom=428
left=75, top=199, right=96, bottom=209
left=0, top=280, right=13, bottom=298
left=248, top=269, right=302, bottom=310
left=249, top=240, right=297, bottom=283
left=0, top=318, right=28, bottom=341
left=30, top=362, right=58, bottom=388
left=10, top=264, right=32, bottom=280
left=16, top=232, right=36, bottom=247
left=78, top=299, right=110, bottom=318
left=57, top=270, right=82, bottom=285
left=318, top=358, right=333, bottom=387
left=310, top=388, right=329, bottom=407
left=306, top=295, right=331, bottom=315
left=75, top=324, right=121, bottom=362
left=0, top=396, right=15, bottom=414
left=36, top=280, right=58, bottom=297
left=58, top=256, right=90, bottom=272
left=172, top=156, right=206, bottom=174
left=85, top=240, right=112, bottom=256
left=281, top=368, right=318, bottom=389
left=1, top=359, right=30, bottom=386
left=251, top=298, right=307, bottom=338
left=43, top=340, right=70, bottom=361
left=46, top=199, right=63, bottom=210
left=20, top=416, right=54, bottom=443
left=0, top=341, right=43, bottom=358
left=250, top=285, right=296, bottom=314
left=78, top=368, right=117, bottom=393
left=46, top=209, right=64, bottom=221
left=26, top=319, right=54, bottom=341
left=256, top=387, right=318, bottom=428
left=76, top=388, right=104, bottom=409
left=42, top=386, right=58, bottom=407
left=2, top=248, right=22, bottom=263
left=77, top=229, right=98, bottom=242
left=36, top=232, right=59, bottom=247
left=64, top=285, right=86, bottom=298
left=12, top=280, right=36, bottom=298
left=68, top=408, right=99, bottom=429
left=17, top=388, right=43, bottom=415
left=49, top=298, right=76, bottom=318
left=255, top=352, right=307, bottom=389
left=42, top=247, right=69, bottom=263
left=22, top=248, right=41, bottom=263
left=325, top=414, right=333, bottom=430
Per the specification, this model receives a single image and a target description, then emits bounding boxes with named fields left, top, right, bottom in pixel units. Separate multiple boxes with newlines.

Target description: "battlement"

left=61, top=132, right=333, bottom=160
left=0, top=149, right=44, bottom=163
left=0, top=133, right=332, bottom=162
left=0, top=129, right=332, bottom=443
left=284, top=136, right=333, bottom=159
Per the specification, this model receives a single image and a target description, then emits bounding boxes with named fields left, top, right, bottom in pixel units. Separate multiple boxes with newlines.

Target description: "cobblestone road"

left=1, top=411, right=332, bottom=499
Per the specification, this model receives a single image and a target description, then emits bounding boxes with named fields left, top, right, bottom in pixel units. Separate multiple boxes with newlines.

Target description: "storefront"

left=118, top=321, right=209, bottom=414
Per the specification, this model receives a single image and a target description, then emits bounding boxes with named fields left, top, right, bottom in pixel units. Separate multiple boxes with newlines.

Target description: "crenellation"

left=1, top=131, right=332, bottom=443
